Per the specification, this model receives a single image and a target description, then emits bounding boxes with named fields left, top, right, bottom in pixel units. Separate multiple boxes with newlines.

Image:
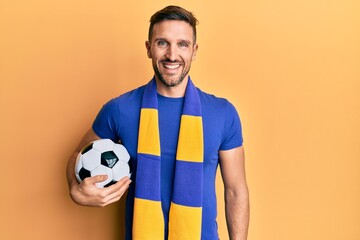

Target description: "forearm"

left=66, top=150, right=89, bottom=205
left=66, top=151, right=79, bottom=189
left=225, top=186, right=250, bottom=240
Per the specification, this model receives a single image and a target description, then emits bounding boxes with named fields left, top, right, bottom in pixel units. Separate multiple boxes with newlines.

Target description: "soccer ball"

left=75, top=139, right=131, bottom=188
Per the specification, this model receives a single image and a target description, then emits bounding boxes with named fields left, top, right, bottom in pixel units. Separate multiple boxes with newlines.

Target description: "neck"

left=155, top=76, right=189, bottom=98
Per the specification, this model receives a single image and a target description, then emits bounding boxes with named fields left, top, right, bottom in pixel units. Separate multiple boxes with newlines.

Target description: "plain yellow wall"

left=1, top=0, right=359, bottom=239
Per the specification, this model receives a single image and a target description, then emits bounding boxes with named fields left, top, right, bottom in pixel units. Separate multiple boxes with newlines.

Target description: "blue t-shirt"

left=92, top=82, right=243, bottom=240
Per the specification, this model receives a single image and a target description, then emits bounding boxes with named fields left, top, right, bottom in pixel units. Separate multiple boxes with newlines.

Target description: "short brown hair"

left=148, top=5, right=199, bottom=43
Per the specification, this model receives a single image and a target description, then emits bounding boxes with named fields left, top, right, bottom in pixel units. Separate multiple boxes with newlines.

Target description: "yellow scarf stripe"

left=137, top=108, right=161, bottom=156
left=133, top=198, right=164, bottom=240
left=176, top=115, right=204, bottom=163
left=168, top=202, right=202, bottom=240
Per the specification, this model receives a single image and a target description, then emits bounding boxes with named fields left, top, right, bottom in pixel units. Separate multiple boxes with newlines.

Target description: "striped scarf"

left=133, top=77, right=204, bottom=239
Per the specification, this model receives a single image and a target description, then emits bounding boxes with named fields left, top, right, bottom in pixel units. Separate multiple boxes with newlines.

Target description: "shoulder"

left=100, top=85, right=145, bottom=114
left=92, top=85, right=146, bottom=140
left=196, top=88, right=243, bottom=150
left=197, top=88, right=238, bottom=115
left=108, top=85, right=145, bottom=106
left=96, top=85, right=145, bottom=119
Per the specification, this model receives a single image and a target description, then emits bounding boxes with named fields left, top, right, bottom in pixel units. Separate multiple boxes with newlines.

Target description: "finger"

left=84, top=175, right=108, bottom=185
left=102, top=180, right=131, bottom=205
left=103, top=177, right=131, bottom=195
left=116, top=176, right=132, bottom=185
left=101, top=178, right=131, bottom=204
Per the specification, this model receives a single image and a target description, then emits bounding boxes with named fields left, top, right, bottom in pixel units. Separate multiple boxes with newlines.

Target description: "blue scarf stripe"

left=141, top=79, right=158, bottom=109
left=182, top=80, right=202, bottom=116
left=135, top=153, right=161, bottom=201
left=171, top=160, right=203, bottom=207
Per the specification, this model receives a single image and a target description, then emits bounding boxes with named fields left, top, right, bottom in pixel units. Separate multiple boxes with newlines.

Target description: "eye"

left=156, top=40, right=168, bottom=47
left=178, top=42, right=189, bottom=48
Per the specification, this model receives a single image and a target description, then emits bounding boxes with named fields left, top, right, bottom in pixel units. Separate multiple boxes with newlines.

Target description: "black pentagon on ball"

left=104, top=180, right=117, bottom=188
left=81, top=143, right=93, bottom=155
left=79, top=168, right=91, bottom=180
left=101, top=151, right=119, bottom=168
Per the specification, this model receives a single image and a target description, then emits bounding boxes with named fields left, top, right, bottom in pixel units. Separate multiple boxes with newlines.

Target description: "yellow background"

left=1, top=0, right=359, bottom=239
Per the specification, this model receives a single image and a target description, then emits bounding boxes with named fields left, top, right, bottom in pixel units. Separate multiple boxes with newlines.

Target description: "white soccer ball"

left=75, top=139, right=131, bottom=188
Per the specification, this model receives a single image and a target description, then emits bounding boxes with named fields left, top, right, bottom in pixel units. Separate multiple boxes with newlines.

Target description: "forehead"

left=151, top=20, right=194, bottom=43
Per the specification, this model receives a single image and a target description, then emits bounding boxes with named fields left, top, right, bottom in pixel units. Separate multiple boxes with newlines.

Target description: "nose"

left=165, top=44, right=177, bottom=61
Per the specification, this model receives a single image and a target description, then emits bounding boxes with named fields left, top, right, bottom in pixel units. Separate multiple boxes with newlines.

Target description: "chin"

left=153, top=65, right=188, bottom=88
left=161, top=76, right=184, bottom=87
left=156, top=72, right=184, bottom=87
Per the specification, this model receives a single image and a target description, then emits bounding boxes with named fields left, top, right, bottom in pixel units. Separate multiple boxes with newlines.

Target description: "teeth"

left=164, top=64, right=180, bottom=69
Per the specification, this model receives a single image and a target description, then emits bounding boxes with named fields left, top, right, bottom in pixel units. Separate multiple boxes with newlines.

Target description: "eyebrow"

left=154, top=38, right=168, bottom=42
left=154, top=38, right=192, bottom=45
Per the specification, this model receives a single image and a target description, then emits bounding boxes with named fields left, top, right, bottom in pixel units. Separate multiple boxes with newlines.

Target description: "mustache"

left=160, top=59, right=183, bottom=64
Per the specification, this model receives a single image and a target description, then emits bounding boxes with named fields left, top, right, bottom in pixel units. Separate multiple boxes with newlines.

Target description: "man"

left=67, top=5, right=249, bottom=240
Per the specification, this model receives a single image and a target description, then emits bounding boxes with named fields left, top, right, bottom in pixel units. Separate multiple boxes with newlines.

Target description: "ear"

left=145, top=41, right=152, bottom=58
left=191, top=43, right=199, bottom=61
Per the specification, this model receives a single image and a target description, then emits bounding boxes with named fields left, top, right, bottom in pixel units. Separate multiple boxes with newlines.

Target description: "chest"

left=118, top=98, right=223, bottom=168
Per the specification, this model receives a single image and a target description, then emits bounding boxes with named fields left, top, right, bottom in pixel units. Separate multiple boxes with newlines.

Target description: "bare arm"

left=219, top=146, right=250, bottom=240
left=66, top=128, right=131, bottom=207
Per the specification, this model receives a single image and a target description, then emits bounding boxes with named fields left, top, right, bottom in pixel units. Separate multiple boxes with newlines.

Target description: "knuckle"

left=99, top=192, right=107, bottom=199
left=98, top=198, right=108, bottom=207
left=83, top=178, right=91, bottom=185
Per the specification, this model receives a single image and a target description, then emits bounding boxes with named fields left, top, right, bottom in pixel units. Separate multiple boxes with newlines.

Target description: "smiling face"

left=146, top=20, right=198, bottom=91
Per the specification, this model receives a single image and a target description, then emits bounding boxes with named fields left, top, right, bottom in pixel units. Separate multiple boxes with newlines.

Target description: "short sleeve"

left=92, top=98, right=120, bottom=142
left=219, top=102, right=243, bottom=150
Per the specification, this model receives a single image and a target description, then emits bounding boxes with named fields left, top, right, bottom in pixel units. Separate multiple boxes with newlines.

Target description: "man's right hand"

left=66, top=128, right=131, bottom=207
left=69, top=175, right=132, bottom=207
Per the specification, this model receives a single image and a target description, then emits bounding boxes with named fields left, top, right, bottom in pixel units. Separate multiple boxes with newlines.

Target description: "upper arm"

left=75, top=128, right=102, bottom=153
left=219, top=147, right=250, bottom=240
left=219, top=146, right=248, bottom=193
left=92, top=98, right=121, bottom=141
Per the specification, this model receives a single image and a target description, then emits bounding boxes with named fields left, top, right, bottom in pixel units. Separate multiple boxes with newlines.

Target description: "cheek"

left=151, top=50, right=165, bottom=62
left=184, top=53, right=195, bottom=64
left=191, top=51, right=197, bottom=61
left=191, top=50, right=197, bottom=60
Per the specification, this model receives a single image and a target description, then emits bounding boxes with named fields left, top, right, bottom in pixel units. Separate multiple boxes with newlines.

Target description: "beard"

left=153, top=60, right=190, bottom=88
